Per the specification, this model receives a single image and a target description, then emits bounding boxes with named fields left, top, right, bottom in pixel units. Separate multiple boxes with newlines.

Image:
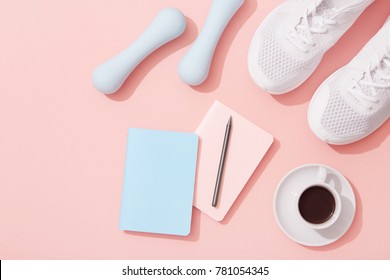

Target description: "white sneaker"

left=308, top=17, right=390, bottom=145
left=248, top=0, right=374, bottom=94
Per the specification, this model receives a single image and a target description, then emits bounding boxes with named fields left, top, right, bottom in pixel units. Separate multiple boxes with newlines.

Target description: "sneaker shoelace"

left=348, top=46, right=390, bottom=110
left=286, top=0, right=366, bottom=53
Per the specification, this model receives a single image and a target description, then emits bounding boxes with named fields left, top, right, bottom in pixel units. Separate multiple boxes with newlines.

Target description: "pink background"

left=1, top=0, right=390, bottom=259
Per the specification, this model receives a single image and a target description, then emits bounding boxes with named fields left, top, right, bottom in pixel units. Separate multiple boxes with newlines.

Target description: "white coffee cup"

left=296, top=166, right=342, bottom=230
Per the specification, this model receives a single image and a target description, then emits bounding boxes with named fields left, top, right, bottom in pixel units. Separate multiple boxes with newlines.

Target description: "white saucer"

left=274, top=163, right=356, bottom=247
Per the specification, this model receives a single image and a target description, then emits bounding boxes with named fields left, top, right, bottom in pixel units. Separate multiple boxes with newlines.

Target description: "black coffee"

left=298, top=186, right=335, bottom=224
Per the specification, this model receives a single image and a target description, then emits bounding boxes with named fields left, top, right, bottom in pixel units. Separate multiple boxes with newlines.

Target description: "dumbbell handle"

left=178, top=0, right=244, bottom=86
left=93, top=8, right=186, bottom=94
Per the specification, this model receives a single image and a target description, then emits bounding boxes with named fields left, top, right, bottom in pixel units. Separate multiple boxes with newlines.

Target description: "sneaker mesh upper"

left=256, top=12, right=323, bottom=82
left=321, top=72, right=390, bottom=137
left=250, top=0, right=374, bottom=93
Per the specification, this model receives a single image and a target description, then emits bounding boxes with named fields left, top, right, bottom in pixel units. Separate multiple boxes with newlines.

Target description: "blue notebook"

left=119, top=128, right=199, bottom=236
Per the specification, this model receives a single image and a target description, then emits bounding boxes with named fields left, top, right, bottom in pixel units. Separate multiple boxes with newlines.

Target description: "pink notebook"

left=194, top=101, right=273, bottom=221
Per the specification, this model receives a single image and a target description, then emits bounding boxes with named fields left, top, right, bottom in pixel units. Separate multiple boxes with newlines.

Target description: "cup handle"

left=317, top=166, right=328, bottom=183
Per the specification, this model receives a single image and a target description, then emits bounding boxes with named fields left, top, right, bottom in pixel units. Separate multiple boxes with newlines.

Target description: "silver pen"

left=212, top=116, right=232, bottom=207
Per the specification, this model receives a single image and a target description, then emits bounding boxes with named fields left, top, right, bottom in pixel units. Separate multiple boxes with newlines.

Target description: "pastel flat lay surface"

left=1, top=0, right=390, bottom=259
